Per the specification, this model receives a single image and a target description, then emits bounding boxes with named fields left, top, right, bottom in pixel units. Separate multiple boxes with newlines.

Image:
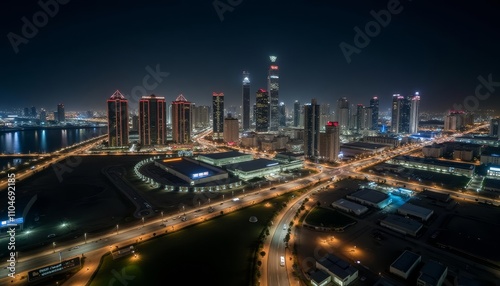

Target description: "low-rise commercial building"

left=197, top=151, right=253, bottom=167
left=331, top=199, right=368, bottom=216
left=389, top=155, right=475, bottom=177
left=417, top=260, right=448, bottom=286
left=315, top=253, right=358, bottom=286
left=397, top=203, right=434, bottom=221
left=346, top=188, right=392, bottom=209
left=225, top=158, right=303, bottom=181
left=389, top=250, right=421, bottom=279
left=380, top=214, right=423, bottom=237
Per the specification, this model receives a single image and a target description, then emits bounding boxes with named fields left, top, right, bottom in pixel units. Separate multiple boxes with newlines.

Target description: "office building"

left=392, top=93, right=420, bottom=134
left=417, top=260, right=448, bottom=286
left=304, top=98, right=320, bottom=160
left=279, top=102, right=286, bottom=127
left=212, top=92, right=224, bottom=140
left=293, top=100, right=300, bottom=127
left=268, top=56, right=280, bottom=131
left=319, top=121, right=340, bottom=162
left=57, top=103, right=65, bottom=122
left=31, top=106, right=37, bottom=118
left=242, top=71, right=251, bottom=130
left=39, top=109, right=47, bottom=123
left=223, top=115, right=239, bottom=144
left=107, top=90, right=129, bottom=147
left=370, top=96, right=379, bottom=130
left=139, top=94, right=167, bottom=145
left=356, top=104, right=365, bottom=131
left=255, top=89, right=269, bottom=132
left=490, top=118, right=500, bottom=137
left=409, top=93, right=420, bottom=133
left=336, top=97, right=350, bottom=133
left=171, top=94, right=192, bottom=144
left=193, top=105, right=210, bottom=129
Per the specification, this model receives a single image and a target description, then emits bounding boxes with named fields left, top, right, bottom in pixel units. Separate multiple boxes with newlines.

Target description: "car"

left=47, top=234, right=56, bottom=238
left=270, top=187, right=276, bottom=190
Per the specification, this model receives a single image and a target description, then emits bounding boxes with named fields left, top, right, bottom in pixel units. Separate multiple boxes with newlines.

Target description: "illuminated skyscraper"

left=304, top=99, right=320, bottom=160
left=356, top=104, right=365, bottom=131
left=255, top=89, right=269, bottom=132
left=57, top=103, right=65, bottom=122
left=139, top=94, right=167, bottom=145
left=267, top=56, right=280, bottom=131
left=336, top=97, right=350, bottom=133
left=171, top=94, right=192, bottom=144
left=279, top=102, right=286, bottom=127
left=224, top=115, right=239, bottom=144
left=242, top=71, right=250, bottom=130
left=370, top=96, right=379, bottom=130
left=320, top=121, right=340, bottom=162
left=391, top=94, right=404, bottom=133
left=107, top=90, right=129, bottom=147
left=409, top=93, right=420, bottom=134
left=193, top=105, right=210, bottom=128
left=212, top=92, right=224, bottom=140
left=293, top=100, right=300, bottom=127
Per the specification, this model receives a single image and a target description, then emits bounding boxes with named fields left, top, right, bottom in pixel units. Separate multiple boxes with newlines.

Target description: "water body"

left=0, top=127, right=107, bottom=170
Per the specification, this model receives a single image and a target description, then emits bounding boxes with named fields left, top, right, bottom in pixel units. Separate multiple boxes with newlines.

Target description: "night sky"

left=1, top=0, right=499, bottom=113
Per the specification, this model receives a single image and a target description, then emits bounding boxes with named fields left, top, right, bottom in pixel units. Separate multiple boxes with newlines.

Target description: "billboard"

left=28, top=257, right=81, bottom=282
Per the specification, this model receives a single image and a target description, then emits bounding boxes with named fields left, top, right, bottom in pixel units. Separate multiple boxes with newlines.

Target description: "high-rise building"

left=212, top=92, right=224, bottom=140
left=369, top=97, right=379, bottom=130
left=31, top=106, right=37, bottom=118
left=444, top=111, right=466, bottom=131
left=224, top=115, right=239, bottom=144
left=356, top=104, right=365, bottom=132
left=319, top=121, right=340, bottom=162
left=320, top=103, right=332, bottom=130
left=171, top=94, right=192, bottom=144
left=193, top=105, right=210, bottom=129
left=490, top=118, right=500, bottom=137
left=255, top=89, right=269, bottom=132
left=336, top=97, right=350, bottom=133
left=293, top=100, right=300, bottom=127
left=57, top=103, right=65, bottom=122
left=23, top=107, right=30, bottom=117
left=268, top=56, right=280, bottom=131
left=242, top=71, right=251, bottom=130
left=304, top=99, right=320, bottom=160
left=139, top=94, right=167, bottom=145
left=391, top=94, right=404, bottom=133
left=409, top=93, right=420, bottom=134
left=39, top=109, right=47, bottom=123
left=279, top=102, right=286, bottom=127
left=107, top=90, right=129, bottom=147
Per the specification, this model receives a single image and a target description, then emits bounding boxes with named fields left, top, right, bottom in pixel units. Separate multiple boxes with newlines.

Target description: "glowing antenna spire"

left=269, top=56, right=277, bottom=63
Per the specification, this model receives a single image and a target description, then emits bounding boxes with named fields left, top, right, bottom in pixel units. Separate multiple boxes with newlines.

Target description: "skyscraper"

left=356, top=104, right=365, bottom=132
left=279, top=102, right=286, bottom=127
left=193, top=105, right=210, bottom=129
left=171, top=94, right=192, bottom=144
left=57, top=103, right=65, bottom=122
left=293, top=100, right=300, bottom=127
left=255, top=89, right=269, bottom=132
left=212, top=92, right=224, bottom=140
left=224, top=115, right=239, bottom=144
left=107, top=90, right=129, bottom=147
left=409, top=93, right=420, bottom=134
left=39, top=109, right=47, bottom=124
left=31, top=106, right=37, bottom=118
left=319, top=121, right=340, bottom=162
left=369, top=96, right=379, bottom=130
left=304, top=99, right=320, bottom=160
left=336, top=97, right=350, bottom=133
left=267, top=56, right=280, bottom=131
left=391, top=94, right=404, bottom=133
left=139, top=94, right=167, bottom=145
left=242, top=71, right=250, bottom=130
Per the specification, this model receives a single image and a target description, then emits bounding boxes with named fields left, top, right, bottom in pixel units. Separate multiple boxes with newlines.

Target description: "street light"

left=52, top=242, right=56, bottom=253
left=142, top=217, right=145, bottom=227
left=116, top=224, right=119, bottom=235
left=84, top=233, right=87, bottom=244
left=161, top=211, right=164, bottom=222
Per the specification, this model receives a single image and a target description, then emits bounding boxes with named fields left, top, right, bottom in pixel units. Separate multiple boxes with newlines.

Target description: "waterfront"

left=0, top=127, right=107, bottom=169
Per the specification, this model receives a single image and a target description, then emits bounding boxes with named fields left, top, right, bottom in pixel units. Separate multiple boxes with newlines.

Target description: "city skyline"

left=1, top=1, right=499, bottom=112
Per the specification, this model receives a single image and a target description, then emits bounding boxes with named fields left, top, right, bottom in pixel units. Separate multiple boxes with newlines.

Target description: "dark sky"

left=1, top=0, right=499, bottom=113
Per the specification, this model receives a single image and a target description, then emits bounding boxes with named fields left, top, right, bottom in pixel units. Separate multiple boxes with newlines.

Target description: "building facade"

left=268, top=56, right=280, bottom=131
left=304, top=99, right=320, bottom=160
left=171, top=94, right=192, bottom=144
left=255, top=89, right=269, bottom=132
left=212, top=92, right=224, bottom=140
left=139, top=94, right=167, bottom=145
left=107, top=90, right=129, bottom=147
left=242, top=71, right=251, bottom=130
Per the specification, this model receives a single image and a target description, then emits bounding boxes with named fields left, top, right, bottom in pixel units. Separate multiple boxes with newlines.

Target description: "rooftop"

left=390, top=250, right=421, bottom=273
left=198, top=151, right=250, bottom=160
left=419, top=260, right=447, bottom=285
left=349, top=188, right=389, bottom=204
left=381, top=214, right=423, bottom=234
left=341, top=142, right=388, bottom=150
left=225, top=158, right=280, bottom=172
left=398, top=203, right=433, bottom=217
left=155, top=157, right=225, bottom=178
left=392, top=155, right=475, bottom=170
left=317, top=253, right=357, bottom=280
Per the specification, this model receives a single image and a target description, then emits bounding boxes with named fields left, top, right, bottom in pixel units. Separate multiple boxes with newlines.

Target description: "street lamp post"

left=52, top=242, right=56, bottom=253
left=116, top=224, right=119, bottom=235
left=142, top=217, right=145, bottom=227
left=161, top=211, right=164, bottom=222
left=84, top=233, right=87, bottom=244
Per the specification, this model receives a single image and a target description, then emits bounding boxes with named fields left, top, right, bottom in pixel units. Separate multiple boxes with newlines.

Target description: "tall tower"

left=224, top=114, right=239, bottom=144
left=293, top=100, right=300, bottom=127
left=304, top=98, right=320, bottom=160
left=336, top=97, right=350, bottom=133
left=370, top=96, right=379, bottom=130
left=107, top=90, right=129, bottom=147
left=267, top=56, right=280, bottom=131
left=391, top=94, right=404, bottom=133
left=242, top=71, right=251, bottom=130
left=212, top=92, right=224, bottom=140
left=57, top=103, right=65, bottom=122
left=255, top=89, right=269, bottom=132
left=320, top=121, right=340, bottom=162
left=279, top=102, right=286, bottom=127
left=409, top=93, right=420, bottom=134
left=171, top=94, right=192, bottom=144
left=139, top=94, right=167, bottom=145
left=356, top=104, right=365, bottom=132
